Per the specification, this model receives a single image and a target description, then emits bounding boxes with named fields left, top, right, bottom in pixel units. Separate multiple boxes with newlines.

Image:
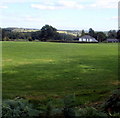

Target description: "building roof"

left=106, top=38, right=119, bottom=42
left=80, top=35, right=95, bottom=39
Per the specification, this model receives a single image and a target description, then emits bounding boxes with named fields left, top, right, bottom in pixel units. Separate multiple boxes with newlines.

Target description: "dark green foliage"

left=64, top=94, right=76, bottom=108
left=28, top=37, right=33, bottom=41
left=1, top=26, right=76, bottom=41
left=96, top=32, right=107, bottom=42
left=63, top=94, right=108, bottom=118
left=81, top=30, right=85, bottom=36
left=104, top=89, right=120, bottom=117
left=108, top=30, right=117, bottom=39
left=57, top=33, right=75, bottom=41
left=31, top=31, right=41, bottom=40
left=2, top=99, right=40, bottom=118
left=76, top=107, right=107, bottom=118
left=63, top=94, right=76, bottom=118
left=89, top=28, right=95, bottom=38
left=2, top=91, right=120, bottom=118
left=64, top=108, right=76, bottom=118
left=117, top=30, right=120, bottom=41
left=2, top=28, right=32, bottom=41
left=40, top=25, right=57, bottom=41
left=46, top=102, right=53, bottom=118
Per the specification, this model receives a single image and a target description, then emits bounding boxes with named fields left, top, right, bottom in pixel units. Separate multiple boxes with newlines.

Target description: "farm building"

left=78, top=35, right=98, bottom=42
left=104, top=38, right=119, bottom=43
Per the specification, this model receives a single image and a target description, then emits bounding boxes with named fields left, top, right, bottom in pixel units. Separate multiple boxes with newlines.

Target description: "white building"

left=79, top=35, right=98, bottom=42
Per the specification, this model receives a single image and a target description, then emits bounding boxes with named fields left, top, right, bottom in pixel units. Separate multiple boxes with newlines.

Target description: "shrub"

left=104, top=88, right=120, bottom=117
left=63, top=94, right=107, bottom=118
left=2, top=99, right=40, bottom=118
left=76, top=107, right=107, bottom=118
left=63, top=94, right=76, bottom=118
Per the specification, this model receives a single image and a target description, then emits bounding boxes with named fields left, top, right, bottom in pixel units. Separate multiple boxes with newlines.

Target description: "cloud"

left=1, top=0, right=118, bottom=10
left=111, top=16, right=118, bottom=20
left=31, top=0, right=118, bottom=10
left=24, top=16, right=44, bottom=22
left=106, top=16, right=118, bottom=21
left=0, top=5, right=8, bottom=9
left=31, top=0, right=84, bottom=10
left=58, top=0, right=84, bottom=9
left=89, top=0, right=118, bottom=9
left=31, top=4, right=56, bottom=10
left=1, top=0, right=39, bottom=3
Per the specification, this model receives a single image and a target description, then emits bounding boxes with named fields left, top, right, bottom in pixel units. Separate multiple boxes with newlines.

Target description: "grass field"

left=2, top=42, right=119, bottom=105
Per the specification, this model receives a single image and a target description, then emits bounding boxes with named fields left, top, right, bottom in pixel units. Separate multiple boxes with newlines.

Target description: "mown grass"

left=2, top=41, right=119, bottom=105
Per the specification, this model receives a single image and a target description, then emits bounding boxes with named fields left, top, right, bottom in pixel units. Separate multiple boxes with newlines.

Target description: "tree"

left=2, top=29, right=9, bottom=40
left=28, top=36, right=32, bottom=41
left=108, top=30, right=117, bottom=39
left=81, top=30, right=85, bottom=36
left=117, top=30, right=120, bottom=42
left=96, top=32, right=106, bottom=42
left=56, top=33, right=75, bottom=41
left=40, top=25, right=57, bottom=41
left=31, top=31, right=41, bottom=40
left=89, top=28, right=95, bottom=38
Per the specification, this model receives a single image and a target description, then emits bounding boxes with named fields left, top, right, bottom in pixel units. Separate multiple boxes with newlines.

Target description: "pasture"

left=2, top=42, right=119, bottom=105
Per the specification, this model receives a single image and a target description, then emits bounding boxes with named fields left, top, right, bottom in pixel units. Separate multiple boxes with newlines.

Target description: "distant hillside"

left=57, top=30, right=81, bottom=36
left=2, top=27, right=109, bottom=37
left=3, top=27, right=40, bottom=32
left=2, top=27, right=81, bottom=36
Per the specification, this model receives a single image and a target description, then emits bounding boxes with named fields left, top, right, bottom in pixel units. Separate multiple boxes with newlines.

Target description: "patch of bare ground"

left=110, top=80, right=120, bottom=86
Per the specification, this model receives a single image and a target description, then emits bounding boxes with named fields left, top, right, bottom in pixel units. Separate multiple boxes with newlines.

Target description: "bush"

left=2, top=99, right=40, bottom=118
left=63, top=94, right=76, bottom=118
left=76, top=107, right=107, bottom=118
left=63, top=94, right=107, bottom=118
left=104, top=88, right=120, bottom=117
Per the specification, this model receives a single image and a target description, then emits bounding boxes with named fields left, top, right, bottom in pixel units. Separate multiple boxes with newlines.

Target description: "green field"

left=2, top=42, right=119, bottom=105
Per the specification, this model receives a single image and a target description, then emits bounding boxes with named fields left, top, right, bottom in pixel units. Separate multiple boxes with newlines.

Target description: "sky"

left=0, top=0, right=119, bottom=31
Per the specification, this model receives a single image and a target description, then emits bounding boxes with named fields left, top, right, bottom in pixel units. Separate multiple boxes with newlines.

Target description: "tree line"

left=1, top=25, right=120, bottom=42
left=78, top=28, right=120, bottom=42
left=1, top=25, right=75, bottom=41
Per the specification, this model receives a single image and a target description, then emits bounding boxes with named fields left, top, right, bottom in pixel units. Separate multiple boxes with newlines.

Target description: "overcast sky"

left=0, top=0, right=119, bottom=31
